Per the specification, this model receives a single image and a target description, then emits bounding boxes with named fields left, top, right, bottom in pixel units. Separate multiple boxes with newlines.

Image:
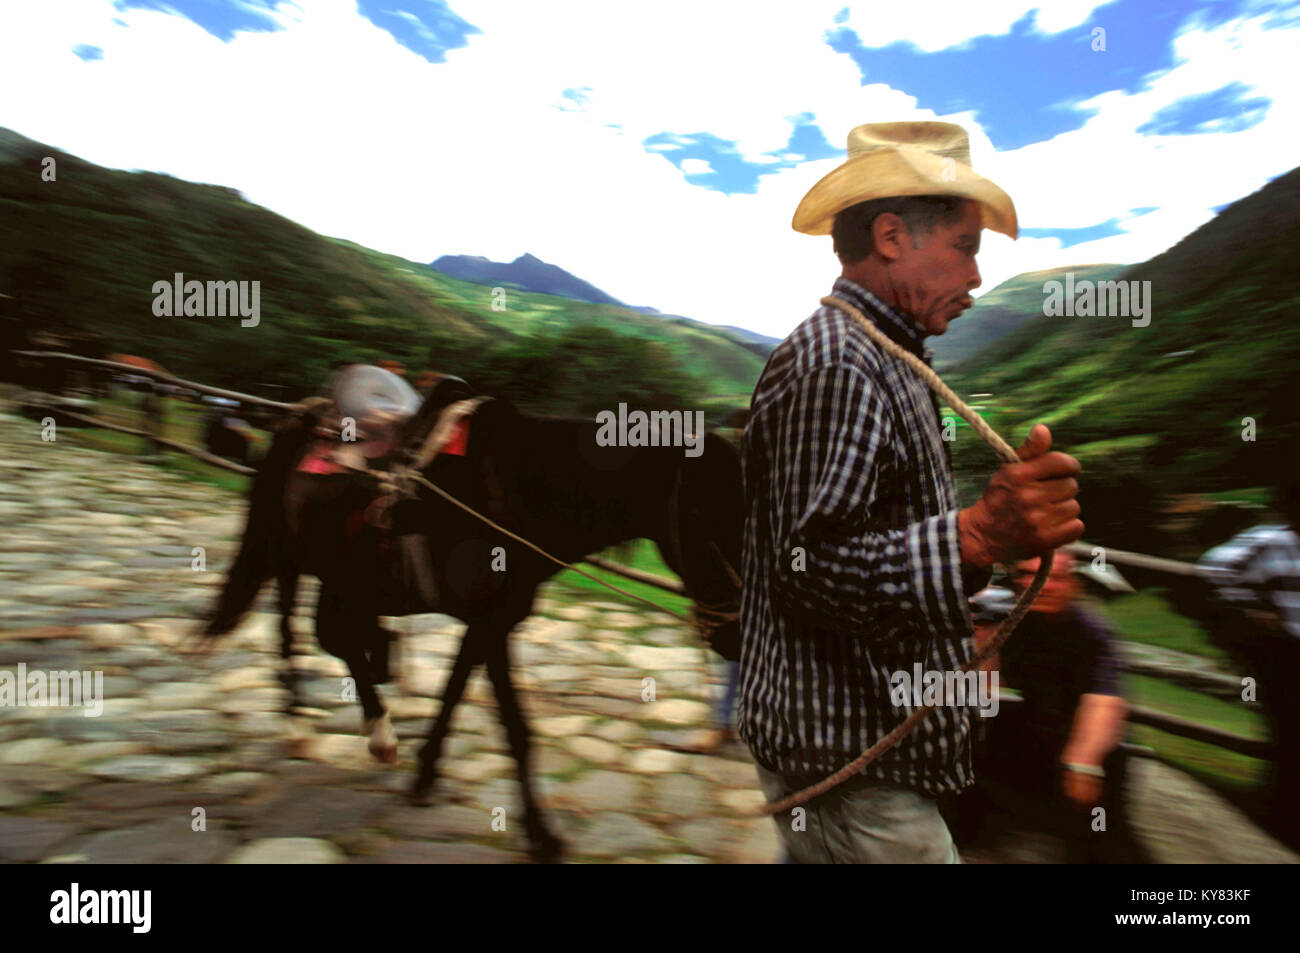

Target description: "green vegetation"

left=1097, top=589, right=1225, bottom=659
left=1126, top=673, right=1265, bottom=740
left=1130, top=725, right=1267, bottom=797
left=930, top=263, right=1127, bottom=370
left=1123, top=673, right=1268, bottom=799
left=942, top=169, right=1300, bottom=557
left=0, top=127, right=763, bottom=422
left=552, top=538, right=693, bottom=619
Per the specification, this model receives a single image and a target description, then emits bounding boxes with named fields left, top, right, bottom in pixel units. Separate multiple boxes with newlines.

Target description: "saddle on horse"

left=294, top=364, right=484, bottom=612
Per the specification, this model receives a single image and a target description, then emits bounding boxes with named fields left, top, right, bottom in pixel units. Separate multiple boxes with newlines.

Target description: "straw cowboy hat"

left=792, top=121, right=1018, bottom=239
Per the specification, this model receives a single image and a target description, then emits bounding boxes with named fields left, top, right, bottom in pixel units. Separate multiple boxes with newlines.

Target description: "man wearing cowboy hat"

left=737, top=121, right=1084, bottom=863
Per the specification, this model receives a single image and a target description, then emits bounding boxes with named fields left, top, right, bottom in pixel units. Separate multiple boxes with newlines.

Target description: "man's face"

left=1012, top=552, right=1079, bottom=615
left=885, top=201, right=983, bottom=336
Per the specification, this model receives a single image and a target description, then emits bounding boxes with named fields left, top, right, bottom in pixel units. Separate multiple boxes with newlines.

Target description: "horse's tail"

left=203, top=403, right=318, bottom=636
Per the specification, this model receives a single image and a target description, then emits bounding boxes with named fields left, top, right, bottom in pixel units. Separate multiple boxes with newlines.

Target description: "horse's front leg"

left=317, top=585, right=396, bottom=763
left=276, top=567, right=307, bottom=713
left=412, top=624, right=482, bottom=804
left=484, top=631, right=563, bottom=863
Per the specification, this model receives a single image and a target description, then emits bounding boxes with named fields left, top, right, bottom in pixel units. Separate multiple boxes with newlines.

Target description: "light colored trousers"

left=755, top=764, right=962, bottom=864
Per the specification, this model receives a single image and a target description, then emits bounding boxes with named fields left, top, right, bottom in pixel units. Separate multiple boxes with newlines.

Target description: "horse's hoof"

left=410, top=774, right=436, bottom=806
left=362, top=713, right=398, bottom=764
left=529, top=832, right=566, bottom=864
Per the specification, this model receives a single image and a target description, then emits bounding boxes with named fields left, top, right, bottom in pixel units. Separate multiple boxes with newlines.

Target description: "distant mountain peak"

left=427, top=250, right=782, bottom=354
left=429, top=251, right=626, bottom=307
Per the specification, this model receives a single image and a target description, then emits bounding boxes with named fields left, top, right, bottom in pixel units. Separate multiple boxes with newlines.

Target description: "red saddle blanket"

left=295, top=411, right=471, bottom=476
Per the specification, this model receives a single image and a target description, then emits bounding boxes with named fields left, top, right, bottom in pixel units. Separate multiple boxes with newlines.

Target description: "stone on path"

left=56, top=818, right=234, bottom=864
left=226, top=837, right=347, bottom=864
left=91, top=755, right=210, bottom=782
left=205, top=772, right=272, bottom=798
left=591, top=720, right=636, bottom=743
left=672, top=817, right=732, bottom=856
left=0, top=737, right=69, bottom=765
left=727, top=819, right=782, bottom=864
left=442, top=752, right=515, bottom=783
left=555, top=771, right=641, bottom=812
left=535, top=745, right=577, bottom=777
left=599, top=612, right=645, bottom=629
left=641, top=698, right=711, bottom=726
left=563, top=735, right=623, bottom=766
left=572, top=813, right=671, bottom=858
left=243, top=787, right=390, bottom=840
left=650, top=773, right=713, bottom=818
left=370, top=842, right=516, bottom=864
left=552, top=607, right=593, bottom=622
left=534, top=714, right=594, bottom=737
left=0, top=815, right=81, bottom=862
left=379, top=803, right=498, bottom=841
left=718, top=788, right=766, bottom=813
left=622, top=646, right=701, bottom=671
left=690, top=756, right=757, bottom=788
left=625, top=748, right=687, bottom=775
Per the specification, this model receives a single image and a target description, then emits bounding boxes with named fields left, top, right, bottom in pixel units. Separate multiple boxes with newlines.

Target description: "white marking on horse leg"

left=363, top=711, right=398, bottom=763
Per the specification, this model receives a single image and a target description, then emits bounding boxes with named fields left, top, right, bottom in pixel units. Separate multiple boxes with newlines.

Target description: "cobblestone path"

left=0, top=410, right=777, bottom=862
left=2, top=409, right=1295, bottom=863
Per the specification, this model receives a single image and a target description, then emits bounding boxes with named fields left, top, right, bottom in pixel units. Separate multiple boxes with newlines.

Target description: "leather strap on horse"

left=411, top=397, right=489, bottom=469
left=753, top=296, right=1053, bottom=817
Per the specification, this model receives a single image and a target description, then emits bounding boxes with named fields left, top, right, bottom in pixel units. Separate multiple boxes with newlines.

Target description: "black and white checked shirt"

left=737, top=277, right=988, bottom=796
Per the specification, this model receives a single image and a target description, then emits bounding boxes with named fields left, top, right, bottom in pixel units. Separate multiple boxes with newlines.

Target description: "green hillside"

left=944, top=168, right=1300, bottom=556
left=0, top=127, right=764, bottom=416
left=930, top=263, right=1127, bottom=370
left=343, top=241, right=766, bottom=404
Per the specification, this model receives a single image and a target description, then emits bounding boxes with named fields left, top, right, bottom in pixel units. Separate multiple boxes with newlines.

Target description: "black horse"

left=203, top=379, right=743, bottom=861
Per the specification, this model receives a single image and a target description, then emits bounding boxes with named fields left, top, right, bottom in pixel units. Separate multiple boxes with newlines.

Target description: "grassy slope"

left=346, top=242, right=766, bottom=399
left=930, top=263, right=1127, bottom=370
left=948, top=169, right=1300, bottom=468
left=941, top=168, right=1300, bottom=558
left=0, top=127, right=764, bottom=403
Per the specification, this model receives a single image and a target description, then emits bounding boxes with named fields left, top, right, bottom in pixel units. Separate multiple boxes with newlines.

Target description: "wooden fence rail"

left=51, top=405, right=256, bottom=476
left=13, top=350, right=302, bottom=412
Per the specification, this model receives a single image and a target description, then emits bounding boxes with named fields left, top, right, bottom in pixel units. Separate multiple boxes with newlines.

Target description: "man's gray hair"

left=832, top=195, right=969, bottom=265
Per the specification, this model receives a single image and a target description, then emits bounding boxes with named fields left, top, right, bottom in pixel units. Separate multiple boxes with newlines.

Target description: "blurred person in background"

left=687, top=661, right=740, bottom=754
left=949, top=551, right=1147, bottom=863
left=202, top=397, right=253, bottom=467
left=1197, top=470, right=1300, bottom=847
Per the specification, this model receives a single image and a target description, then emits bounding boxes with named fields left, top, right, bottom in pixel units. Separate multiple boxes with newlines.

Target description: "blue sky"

left=2, top=0, right=1298, bottom=335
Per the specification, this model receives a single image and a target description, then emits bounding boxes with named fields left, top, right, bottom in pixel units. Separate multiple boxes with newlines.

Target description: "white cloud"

left=0, top=0, right=1296, bottom=342
left=842, top=0, right=1114, bottom=53
left=678, top=158, right=714, bottom=176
